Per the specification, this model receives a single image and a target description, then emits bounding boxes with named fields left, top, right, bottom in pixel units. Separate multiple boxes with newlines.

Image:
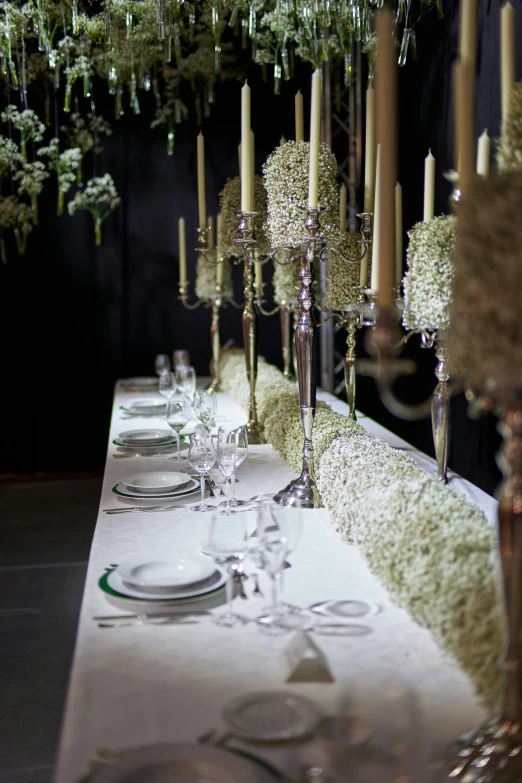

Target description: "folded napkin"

left=283, top=631, right=334, bottom=683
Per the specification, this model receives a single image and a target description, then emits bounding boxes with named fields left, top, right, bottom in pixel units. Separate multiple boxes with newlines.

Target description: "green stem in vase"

left=57, top=190, right=64, bottom=216
left=95, top=218, right=102, bottom=246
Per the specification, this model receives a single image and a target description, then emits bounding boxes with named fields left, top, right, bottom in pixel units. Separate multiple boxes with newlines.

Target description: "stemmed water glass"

left=205, top=511, right=249, bottom=627
left=256, top=502, right=307, bottom=635
left=176, top=365, right=197, bottom=401
left=193, top=389, right=217, bottom=432
left=216, top=427, right=237, bottom=516
left=166, top=395, right=191, bottom=460
left=218, top=425, right=248, bottom=508
left=188, top=431, right=216, bottom=512
left=158, top=370, right=176, bottom=400
left=155, top=354, right=171, bottom=376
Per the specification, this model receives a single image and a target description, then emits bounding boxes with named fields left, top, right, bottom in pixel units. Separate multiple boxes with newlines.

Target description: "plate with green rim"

left=99, top=570, right=225, bottom=606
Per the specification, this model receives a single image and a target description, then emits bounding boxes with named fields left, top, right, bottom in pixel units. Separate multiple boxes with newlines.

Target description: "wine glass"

left=216, top=427, right=237, bottom=516
left=218, top=425, right=248, bottom=508
left=176, top=365, right=197, bottom=400
left=158, top=370, right=176, bottom=400
left=206, top=511, right=248, bottom=627
left=166, top=395, right=190, bottom=460
left=155, top=354, right=171, bottom=376
left=256, top=502, right=307, bottom=635
left=188, top=432, right=216, bottom=512
left=173, top=349, right=190, bottom=369
left=193, top=389, right=217, bottom=432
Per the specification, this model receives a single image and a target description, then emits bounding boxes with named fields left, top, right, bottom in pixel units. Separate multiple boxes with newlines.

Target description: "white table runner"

left=55, top=383, right=497, bottom=783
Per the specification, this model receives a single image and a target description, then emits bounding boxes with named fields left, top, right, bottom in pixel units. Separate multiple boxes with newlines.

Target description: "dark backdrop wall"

left=0, top=0, right=518, bottom=494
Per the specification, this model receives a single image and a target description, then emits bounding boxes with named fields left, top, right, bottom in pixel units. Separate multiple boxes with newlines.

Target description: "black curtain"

left=1, top=0, right=518, bottom=495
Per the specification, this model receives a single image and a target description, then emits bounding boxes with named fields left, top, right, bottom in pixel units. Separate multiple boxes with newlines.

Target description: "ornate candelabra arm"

left=344, top=312, right=358, bottom=422
left=448, top=406, right=522, bottom=781
left=241, top=253, right=264, bottom=444
left=208, top=285, right=223, bottom=390
left=280, top=304, right=293, bottom=378
left=274, top=208, right=322, bottom=508
left=320, top=211, right=373, bottom=266
left=431, top=334, right=450, bottom=483
left=178, top=281, right=206, bottom=310
left=253, top=282, right=281, bottom=317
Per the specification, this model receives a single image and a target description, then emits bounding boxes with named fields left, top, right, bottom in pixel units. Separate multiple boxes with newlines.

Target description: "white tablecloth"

left=55, top=383, right=498, bottom=783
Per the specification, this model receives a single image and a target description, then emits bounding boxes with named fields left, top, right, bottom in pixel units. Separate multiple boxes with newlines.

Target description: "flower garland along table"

left=56, top=367, right=497, bottom=783
left=219, top=350, right=503, bottom=712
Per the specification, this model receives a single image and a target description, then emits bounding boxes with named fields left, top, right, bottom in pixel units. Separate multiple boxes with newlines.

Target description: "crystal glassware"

left=176, top=365, right=197, bottom=400
left=205, top=511, right=249, bottom=627
left=219, top=425, right=248, bottom=508
left=193, top=388, right=217, bottom=432
left=155, top=353, right=171, bottom=376
left=166, top=395, right=190, bottom=460
left=173, top=349, right=191, bottom=368
left=256, top=502, right=309, bottom=635
left=187, top=431, right=216, bottom=512
left=216, top=427, right=237, bottom=516
left=158, top=370, right=176, bottom=400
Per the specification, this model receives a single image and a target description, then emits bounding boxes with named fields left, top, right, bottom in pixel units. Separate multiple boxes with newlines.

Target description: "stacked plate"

left=120, top=399, right=166, bottom=416
left=120, top=377, right=159, bottom=392
left=113, top=429, right=179, bottom=454
left=105, top=554, right=227, bottom=601
left=113, top=470, right=199, bottom=499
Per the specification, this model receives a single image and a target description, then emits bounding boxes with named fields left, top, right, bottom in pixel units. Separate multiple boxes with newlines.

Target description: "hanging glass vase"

left=64, top=81, right=71, bottom=112
left=398, top=28, right=411, bottom=66
left=167, top=124, right=175, bottom=156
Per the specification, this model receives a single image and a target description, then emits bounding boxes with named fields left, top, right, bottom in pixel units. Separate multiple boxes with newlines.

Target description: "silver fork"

left=103, top=503, right=191, bottom=514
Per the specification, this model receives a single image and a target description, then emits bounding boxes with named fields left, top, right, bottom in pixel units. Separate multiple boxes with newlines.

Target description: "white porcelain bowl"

left=122, top=471, right=190, bottom=494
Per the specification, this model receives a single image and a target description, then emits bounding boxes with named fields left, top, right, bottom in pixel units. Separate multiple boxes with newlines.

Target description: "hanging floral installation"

left=0, top=1, right=441, bottom=254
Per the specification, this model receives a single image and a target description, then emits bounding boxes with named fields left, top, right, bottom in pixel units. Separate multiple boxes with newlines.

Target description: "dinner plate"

left=128, top=400, right=166, bottom=412
left=107, top=565, right=226, bottom=600
left=122, top=471, right=190, bottom=493
left=99, top=571, right=225, bottom=607
left=223, top=692, right=321, bottom=743
left=90, top=742, right=279, bottom=783
left=117, top=554, right=216, bottom=588
left=118, top=429, right=174, bottom=445
left=121, top=377, right=158, bottom=391
left=112, top=478, right=198, bottom=499
left=113, top=439, right=179, bottom=452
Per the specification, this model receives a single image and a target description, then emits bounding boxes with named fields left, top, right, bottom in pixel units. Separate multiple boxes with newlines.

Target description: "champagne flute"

left=193, top=389, right=217, bottom=432
left=216, top=427, right=237, bottom=516
left=176, top=366, right=197, bottom=400
left=218, top=425, right=248, bottom=508
left=188, top=432, right=216, bottom=512
left=158, top=370, right=176, bottom=400
left=206, top=511, right=249, bottom=627
left=166, top=395, right=190, bottom=460
left=155, top=354, right=171, bottom=376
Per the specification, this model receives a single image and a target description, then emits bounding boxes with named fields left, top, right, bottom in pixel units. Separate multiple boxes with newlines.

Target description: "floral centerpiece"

left=218, top=175, right=268, bottom=258
left=324, top=232, right=371, bottom=310
left=13, top=161, right=49, bottom=223
left=220, top=347, right=503, bottom=710
left=195, top=253, right=234, bottom=301
left=68, top=174, right=120, bottom=245
left=402, top=215, right=456, bottom=332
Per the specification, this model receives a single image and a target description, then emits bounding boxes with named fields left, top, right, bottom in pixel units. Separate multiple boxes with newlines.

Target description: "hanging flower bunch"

left=0, top=195, right=34, bottom=263
left=402, top=215, right=456, bottom=332
left=68, top=173, right=121, bottom=246
left=13, top=161, right=49, bottom=223
left=37, top=138, right=82, bottom=215
left=1, top=106, right=45, bottom=161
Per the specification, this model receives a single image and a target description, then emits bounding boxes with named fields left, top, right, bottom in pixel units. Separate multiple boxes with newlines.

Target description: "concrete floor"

left=0, top=479, right=101, bottom=783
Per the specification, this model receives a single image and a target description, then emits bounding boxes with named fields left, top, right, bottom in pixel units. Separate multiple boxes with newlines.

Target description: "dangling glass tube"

left=189, top=11, right=195, bottom=41
left=353, top=5, right=361, bottom=41
left=395, top=0, right=405, bottom=23
left=116, top=81, right=123, bottom=118
left=142, top=68, right=151, bottom=91
left=398, top=28, right=411, bottom=66
left=281, top=45, right=290, bottom=80
left=130, top=67, right=140, bottom=114
left=214, top=44, right=221, bottom=74
left=108, top=65, right=117, bottom=95
left=126, top=10, right=133, bottom=38
left=165, top=35, right=172, bottom=62
left=436, top=0, right=443, bottom=19
left=241, top=16, right=248, bottom=49
left=156, top=0, right=166, bottom=40
left=273, top=62, right=281, bottom=95
left=174, top=25, right=182, bottom=66
left=344, top=51, right=352, bottom=86
left=64, top=81, right=71, bottom=112
left=167, top=124, right=175, bottom=156
left=208, top=79, right=215, bottom=104
left=54, top=65, right=60, bottom=91
left=104, top=0, right=111, bottom=39
left=83, top=73, right=91, bottom=98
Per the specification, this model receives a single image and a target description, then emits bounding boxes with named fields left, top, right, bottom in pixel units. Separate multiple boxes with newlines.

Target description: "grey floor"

left=0, top=479, right=101, bottom=783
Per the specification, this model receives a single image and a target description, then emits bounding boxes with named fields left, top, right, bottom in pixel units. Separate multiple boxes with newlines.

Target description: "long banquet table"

left=55, top=381, right=498, bottom=783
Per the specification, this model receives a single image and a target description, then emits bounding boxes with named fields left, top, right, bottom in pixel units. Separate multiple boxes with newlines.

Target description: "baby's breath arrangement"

left=220, top=348, right=504, bottom=710
left=402, top=215, right=456, bottom=332
left=13, top=161, right=49, bottom=223
left=68, top=174, right=121, bottom=245
left=195, top=254, right=234, bottom=301
left=263, top=141, right=340, bottom=249
left=218, top=175, right=268, bottom=258
left=1, top=105, right=45, bottom=160
left=38, top=138, right=82, bottom=216
left=497, top=83, right=522, bottom=172
left=0, top=136, right=22, bottom=178
left=324, top=232, right=370, bottom=310
left=0, top=195, right=34, bottom=262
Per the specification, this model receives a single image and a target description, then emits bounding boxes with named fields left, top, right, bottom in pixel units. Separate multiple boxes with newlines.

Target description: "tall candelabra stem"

left=209, top=291, right=222, bottom=390
left=345, top=313, right=358, bottom=422
left=448, top=407, right=522, bottom=781
left=280, top=305, right=293, bottom=378
left=274, top=208, right=321, bottom=508
left=242, top=255, right=264, bottom=444
left=432, top=334, right=450, bottom=483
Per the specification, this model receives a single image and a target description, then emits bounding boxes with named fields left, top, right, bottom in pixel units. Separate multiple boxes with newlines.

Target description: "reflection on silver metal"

left=242, top=253, right=265, bottom=444
left=432, top=334, right=450, bottom=483
left=344, top=313, right=358, bottom=421
left=209, top=282, right=222, bottom=390
left=320, top=211, right=373, bottom=266
left=234, top=209, right=296, bottom=268
left=443, top=169, right=461, bottom=207
left=447, top=407, right=522, bottom=781
left=280, top=304, right=294, bottom=378
left=274, top=207, right=322, bottom=508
